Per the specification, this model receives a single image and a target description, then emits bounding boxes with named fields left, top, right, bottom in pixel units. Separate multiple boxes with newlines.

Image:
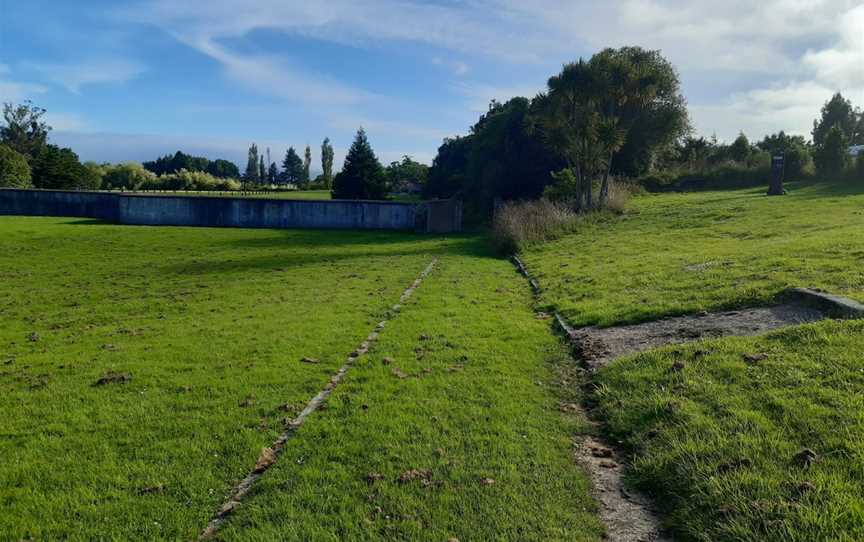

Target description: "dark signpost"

left=767, top=154, right=786, bottom=196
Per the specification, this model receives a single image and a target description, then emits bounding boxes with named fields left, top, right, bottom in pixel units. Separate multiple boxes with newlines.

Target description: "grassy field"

left=522, top=182, right=864, bottom=327
left=1, top=217, right=601, bottom=540
left=595, top=320, right=864, bottom=542
left=0, top=217, right=445, bottom=539
left=218, top=240, right=602, bottom=541
left=518, top=181, right=864, bottom=541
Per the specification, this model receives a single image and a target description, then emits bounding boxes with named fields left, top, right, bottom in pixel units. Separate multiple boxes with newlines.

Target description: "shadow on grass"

left=163, top=231, right=496, bottom=275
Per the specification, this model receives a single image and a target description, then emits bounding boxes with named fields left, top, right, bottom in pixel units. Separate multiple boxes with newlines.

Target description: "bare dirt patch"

left=575, top=436, right=670, bottom=542
left=570, top=304, right=824, bottom=370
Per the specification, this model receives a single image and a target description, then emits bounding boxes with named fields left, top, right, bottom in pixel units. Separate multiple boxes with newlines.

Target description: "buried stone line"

left=198, top=258, right=438, bottom=540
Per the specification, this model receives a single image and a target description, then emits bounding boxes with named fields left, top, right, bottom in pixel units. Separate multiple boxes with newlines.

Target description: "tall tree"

left=813, top=93, right=860, bottom=146
left=331, top=128, right=387, bottom=200
left=1, top=101, right=51, bottom=158
left=244, top=143, right=260, bottom=185
left=728, top=132, right=751, bottom=163
left=532, top=47, right=687, bottom=209
left=31, top=145, right=99, bottom=190
left=321, top=137, right=334, bottom=187
left=303, top=145, right=312, bottom=184
left=814, top=125, right=850, bottom=178
left=281, top=147, right=304, bottom=186
left=268, top=162, right=278, bottom=184
left=259, top=155, right=266, bottom=185
left=386, top=155, right=428, bottom=192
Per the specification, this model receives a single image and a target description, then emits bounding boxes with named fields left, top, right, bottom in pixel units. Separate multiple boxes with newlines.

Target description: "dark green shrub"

left=0, top=144, right=32, bottom=188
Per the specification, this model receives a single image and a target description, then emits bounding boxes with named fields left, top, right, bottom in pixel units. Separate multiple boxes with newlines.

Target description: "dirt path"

left=198, top=258, right=438, bottom=540
left=513, top=257, right=670, bottom=542
left=570, top=304, right=824, bottom=371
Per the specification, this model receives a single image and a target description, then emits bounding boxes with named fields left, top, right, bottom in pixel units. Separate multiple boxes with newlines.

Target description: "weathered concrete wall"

left=0, top=189, right=461, bottom=232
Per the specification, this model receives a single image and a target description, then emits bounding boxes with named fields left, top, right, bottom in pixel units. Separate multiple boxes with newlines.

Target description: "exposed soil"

left=575, top=436, right=669, bottom=542
left=571, top=304, right=825, bottom=371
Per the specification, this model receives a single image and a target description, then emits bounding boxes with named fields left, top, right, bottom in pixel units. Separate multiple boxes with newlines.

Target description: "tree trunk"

left=599, top=152, right=614, bottom=206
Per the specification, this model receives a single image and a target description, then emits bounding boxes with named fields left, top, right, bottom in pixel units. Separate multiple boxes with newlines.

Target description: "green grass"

left=0, top=217, right=601, bottom=540
left=522, top=182, right=864, bottom=327
left=594, top=320, right=864, bottom=542
left=0, top=217, right=449, bottom=539
left=517, top=181, right=864, bottom=541
left=217, top=241, right=602, bottom=541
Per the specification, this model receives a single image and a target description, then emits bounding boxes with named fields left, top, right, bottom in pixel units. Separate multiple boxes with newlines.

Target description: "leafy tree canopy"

left=1, top=101, right=51, bottom=158
left=0, top=144, right=32, bottom=188
left=31, top=145, right=100, bottom=190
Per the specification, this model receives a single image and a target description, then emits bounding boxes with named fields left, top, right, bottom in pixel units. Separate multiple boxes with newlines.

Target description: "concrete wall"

left=0, top=189, right=461, bottom=232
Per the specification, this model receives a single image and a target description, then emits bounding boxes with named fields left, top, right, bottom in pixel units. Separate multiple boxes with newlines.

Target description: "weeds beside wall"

left=491, top=180, right=635, bottom=253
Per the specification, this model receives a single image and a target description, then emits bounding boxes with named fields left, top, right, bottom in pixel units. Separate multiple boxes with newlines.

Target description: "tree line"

left=639, top=92, right=864, bottom=191
left=239, top=140, right=333, bottom=189
left=425, top=47, right=864, bottom=219
left=0, top=102, right=428, bottom=199
left=425, top=46, right=690, bottom=219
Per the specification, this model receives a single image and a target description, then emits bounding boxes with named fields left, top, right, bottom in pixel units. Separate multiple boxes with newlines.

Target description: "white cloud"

left=803, top=4, right=864, bottom=90
left=432, top=57, right=469, bottom=76
left=453, top=81, right=544, bottom=113
left=177, top=35, right=371, bottom=106
left=327, top=115, right=453, bottom=143
left=46, top=111, right=92, bottom=132
left=27, top=58, right=145, bottom=93
left=0, top=80, right=48, bottom=103
left=691, top=81, right=834, bottom=141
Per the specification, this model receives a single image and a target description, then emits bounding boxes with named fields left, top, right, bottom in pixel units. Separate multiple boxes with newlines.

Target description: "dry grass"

left=491, top=199, right=581, bottom=253
left=492, top=181, right=634, bottom=253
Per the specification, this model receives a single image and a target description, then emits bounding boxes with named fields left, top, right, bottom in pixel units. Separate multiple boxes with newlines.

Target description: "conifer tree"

left=303, top=145, right=312, bottom=184
left=331, top=128, right=386, bottom=199
left=244, top=143, right=259, bottom=185
left=281, top=147, right=304, bottom=186
left=321, top=137, right=334, bottom=188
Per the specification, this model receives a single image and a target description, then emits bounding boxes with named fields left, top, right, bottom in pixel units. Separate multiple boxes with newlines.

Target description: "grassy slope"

left=595, top=320, right=864, bottom=542
left=521, top=182, right=864, bottom=541
left=0, top=217, right=450, bottom=540
left=522, top=182, right=864, bottom=327
left=217, top=239, right=602, bottom=541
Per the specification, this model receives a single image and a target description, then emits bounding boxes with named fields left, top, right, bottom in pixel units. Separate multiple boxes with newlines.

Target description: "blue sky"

left=1, top=0, right=863, bottom=170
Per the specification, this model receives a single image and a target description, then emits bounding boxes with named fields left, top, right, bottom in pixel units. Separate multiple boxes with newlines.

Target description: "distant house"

left=850, top=145, right=864, bottom=157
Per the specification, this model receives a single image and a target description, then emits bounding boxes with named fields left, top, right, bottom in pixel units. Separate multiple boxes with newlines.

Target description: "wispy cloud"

left=175, top=35, right=371, bottom=106
left=432, top=57, right=469, bottom=76
left=0, top=80, right=48, bottom=103
left=453, top=81, right=544, bottom=113
left=27, top=58, right=145, bottom=93
left=46, top=111, right=92, bottom=132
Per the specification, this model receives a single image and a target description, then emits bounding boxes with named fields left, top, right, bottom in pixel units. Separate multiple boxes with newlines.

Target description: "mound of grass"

left=217, top=241, right=603, bottom=541
left=594, top=319, right=864, bottom=542
left=521, top=182, right=864, bottom=327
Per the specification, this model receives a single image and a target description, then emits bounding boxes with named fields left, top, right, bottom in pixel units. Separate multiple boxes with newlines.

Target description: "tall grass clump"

left=492, top=199, right=581, bottom=254
left=493, top=178, right=636, bottom=253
